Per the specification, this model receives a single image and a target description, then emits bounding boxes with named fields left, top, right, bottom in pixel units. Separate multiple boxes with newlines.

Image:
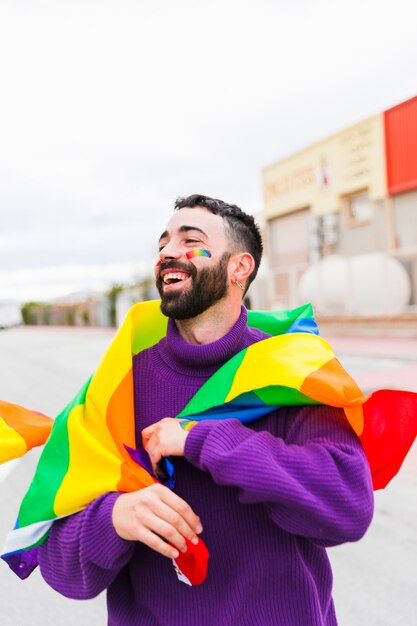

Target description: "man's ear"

left=229, top=252, right=255, bottom=287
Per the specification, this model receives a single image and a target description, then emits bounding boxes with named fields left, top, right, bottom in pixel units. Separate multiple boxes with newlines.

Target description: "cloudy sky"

left=1, top=0, right=416, bottom=301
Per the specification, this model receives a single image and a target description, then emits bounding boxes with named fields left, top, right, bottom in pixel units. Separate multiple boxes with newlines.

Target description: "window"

left=345, top=191, right=374, bottom=227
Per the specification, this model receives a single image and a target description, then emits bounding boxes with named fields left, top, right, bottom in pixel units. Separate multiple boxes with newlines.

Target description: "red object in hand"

left=174, top=537, right=209, bottom=586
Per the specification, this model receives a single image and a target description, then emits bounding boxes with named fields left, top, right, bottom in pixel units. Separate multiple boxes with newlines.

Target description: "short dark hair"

left=174, top=194, right=263, bottom=291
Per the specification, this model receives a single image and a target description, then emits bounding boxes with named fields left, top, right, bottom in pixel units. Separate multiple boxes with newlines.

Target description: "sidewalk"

left=324, top=338, right=417, bottom=625
left=325, top=334, right=417, bottom=360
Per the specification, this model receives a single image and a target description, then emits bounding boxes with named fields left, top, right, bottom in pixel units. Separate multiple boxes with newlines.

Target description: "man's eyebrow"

left=158, top=225, right=209, bottom=243
left=178, top=225, right=208, bottom=238
left=158, top=225, right=208, bottom=242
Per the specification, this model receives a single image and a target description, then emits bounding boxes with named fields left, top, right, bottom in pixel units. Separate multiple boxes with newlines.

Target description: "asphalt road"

left=0, top=326, right=112, bottom=626
left=0, top=326, right=416, bottom=626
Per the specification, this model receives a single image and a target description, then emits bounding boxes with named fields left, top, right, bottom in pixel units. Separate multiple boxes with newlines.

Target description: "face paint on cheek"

left=186, top=249, right=212, bottom=259
left=155, top=259, right=162, bottom=267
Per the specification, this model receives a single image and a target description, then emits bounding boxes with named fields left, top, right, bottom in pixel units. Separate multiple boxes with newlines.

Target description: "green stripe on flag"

left=131, top=304, right=168, bottom=355
left=255, top=385, right=321, bottom=406
left=18, top=377, right=92, bottom=526
left=247, top=303, right=313, bottom=336
left=179, top=349, right=247, bottom=417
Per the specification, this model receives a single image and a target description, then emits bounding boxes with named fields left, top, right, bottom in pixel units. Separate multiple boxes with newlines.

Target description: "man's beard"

left=156, top=252, right=231, bottom=320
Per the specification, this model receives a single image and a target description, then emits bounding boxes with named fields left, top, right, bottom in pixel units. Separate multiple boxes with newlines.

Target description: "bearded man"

left=38, top=194, right=374, bottom=625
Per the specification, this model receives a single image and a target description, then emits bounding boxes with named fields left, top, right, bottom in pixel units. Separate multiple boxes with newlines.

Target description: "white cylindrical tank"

left=298, top=253, right=411, bottom=314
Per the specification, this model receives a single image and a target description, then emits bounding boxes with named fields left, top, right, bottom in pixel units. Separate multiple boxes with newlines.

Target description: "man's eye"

left=185, top=239, right=199, bottom=244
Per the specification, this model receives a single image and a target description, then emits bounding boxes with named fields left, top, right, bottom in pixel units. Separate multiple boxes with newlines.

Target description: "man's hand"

left=142, top=417, right=188, bottom=469
left=112, top=483, right=203, bottom=559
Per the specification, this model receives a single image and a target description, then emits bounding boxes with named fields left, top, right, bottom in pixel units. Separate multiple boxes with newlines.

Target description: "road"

left=0, top=326, right=112, bottom=626
left=0, top=325, right=416, bottom=625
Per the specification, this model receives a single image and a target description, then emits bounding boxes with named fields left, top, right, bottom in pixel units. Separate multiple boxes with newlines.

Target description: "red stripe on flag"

left=361, top=390, right=417, bottom=489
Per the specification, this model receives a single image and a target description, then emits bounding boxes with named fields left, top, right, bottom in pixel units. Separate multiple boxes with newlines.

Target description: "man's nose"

left=159, top=239, right=182, bottom=260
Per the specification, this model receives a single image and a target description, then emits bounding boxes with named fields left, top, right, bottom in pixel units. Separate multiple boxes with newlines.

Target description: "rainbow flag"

left=1, top=300, right=416, bottom=580
left=0, top=401, right=52, bottom=463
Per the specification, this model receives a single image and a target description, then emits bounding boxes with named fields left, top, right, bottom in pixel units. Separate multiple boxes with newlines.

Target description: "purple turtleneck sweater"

left=39, top=307, right=374, bottom=626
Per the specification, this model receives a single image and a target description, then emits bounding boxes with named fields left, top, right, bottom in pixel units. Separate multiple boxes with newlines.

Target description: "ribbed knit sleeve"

left=184, top=406, right=374, bottom=546
left=38, top=492, right=135, bottom=600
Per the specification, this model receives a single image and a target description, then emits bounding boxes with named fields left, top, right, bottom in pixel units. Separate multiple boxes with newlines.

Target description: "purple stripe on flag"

left=2, top=547, right=39, bottom=579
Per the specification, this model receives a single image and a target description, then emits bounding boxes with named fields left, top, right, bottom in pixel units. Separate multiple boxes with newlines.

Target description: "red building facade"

left=384, top=95, right=417, bottom=196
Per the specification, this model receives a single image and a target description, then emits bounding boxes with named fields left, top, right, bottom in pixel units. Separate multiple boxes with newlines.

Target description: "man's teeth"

left=163, top=272, right=189, bottom=284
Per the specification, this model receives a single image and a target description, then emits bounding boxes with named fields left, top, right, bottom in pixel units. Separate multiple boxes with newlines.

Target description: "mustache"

left=157, top=260, right=197, bottom=280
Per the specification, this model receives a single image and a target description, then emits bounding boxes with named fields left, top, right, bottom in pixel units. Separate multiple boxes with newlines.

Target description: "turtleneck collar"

left=157, top=306, right=250, bottom=377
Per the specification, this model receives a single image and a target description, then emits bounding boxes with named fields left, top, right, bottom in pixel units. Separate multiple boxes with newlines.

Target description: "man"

left=38, top=194, right=374, bottom=625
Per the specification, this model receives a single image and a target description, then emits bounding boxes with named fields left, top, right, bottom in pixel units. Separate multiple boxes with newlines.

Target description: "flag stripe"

left=225, top=334, right=335, bottom=403
left=178, top=349, right=247, bottom=418
left=300, top=358, right=364, bottom=410
left=0, top=418, right=27, bottom=463
left=54, top=404, right=122, bottom=516
left=2, top=521, right=53, bottom=555
left=0, top=401, right=52, bottom=451
left=131, top=300, right=168, bottom=355
left=255, top=386, right=321, bottom=407
left=247, top=303, right=316, bottom=336
left=18, top=379, right=90, bottom=526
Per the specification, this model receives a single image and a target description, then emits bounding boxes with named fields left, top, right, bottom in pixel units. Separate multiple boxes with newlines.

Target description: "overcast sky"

left=1, top=0, right=416, bottom=301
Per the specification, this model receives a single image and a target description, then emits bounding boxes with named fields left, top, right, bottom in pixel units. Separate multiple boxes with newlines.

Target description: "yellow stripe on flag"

left=0, top=417, right=27, bottom=462
left=226, top=333, right=335, bottom=402
left=86, top=313, right=134, bottom=431
left=54, top=404, right=123, bottom=516
left=54, top=301, right=167, bottom=516
left=85, top=301, right=167, bottom=433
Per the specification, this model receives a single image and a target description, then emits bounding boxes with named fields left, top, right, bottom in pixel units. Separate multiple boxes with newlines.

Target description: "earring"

left=235, top=281, right=245, bottom=291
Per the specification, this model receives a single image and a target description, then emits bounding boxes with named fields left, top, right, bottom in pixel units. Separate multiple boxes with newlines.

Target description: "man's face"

left=155, top=207, right=232, bottom=319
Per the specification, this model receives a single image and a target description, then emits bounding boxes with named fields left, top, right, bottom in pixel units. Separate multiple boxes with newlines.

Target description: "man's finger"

left=145, top=498, right=201, bottom=545
left=157, top=485, right=203, bottom=534
left=144, top=433, right=163, bottom=468
left=141, top=423, right=157, bottom=446
left=135, top=526, right=180, bottom=559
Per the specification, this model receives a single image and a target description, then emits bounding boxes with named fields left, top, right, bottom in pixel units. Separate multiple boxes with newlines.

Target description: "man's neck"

left=174, top=300, right=242, bottom=345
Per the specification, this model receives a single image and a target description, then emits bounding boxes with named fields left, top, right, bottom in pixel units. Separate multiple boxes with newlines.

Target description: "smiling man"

left=156, top=220, right=232, bottom=322
left=38, top=194, right=374, bottom=626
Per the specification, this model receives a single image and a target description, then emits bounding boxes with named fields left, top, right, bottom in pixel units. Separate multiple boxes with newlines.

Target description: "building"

left=0, top=301, right=22, bottom=328
left=384, top=96, right=417, bottom=306
left=262, top=95, right=417, bottom=323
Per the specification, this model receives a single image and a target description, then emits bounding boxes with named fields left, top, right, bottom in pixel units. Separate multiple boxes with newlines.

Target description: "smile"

left=162, top=271, right=190, bottom=285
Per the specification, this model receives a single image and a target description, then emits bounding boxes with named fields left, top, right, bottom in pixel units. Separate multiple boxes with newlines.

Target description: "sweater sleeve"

left=184, top=406, right=374, bottom=546
left=38, top=492, right=135, bottom=599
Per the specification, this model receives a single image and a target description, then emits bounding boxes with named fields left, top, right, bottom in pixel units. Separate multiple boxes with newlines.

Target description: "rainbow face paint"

left=186, top=249, right=212, bottom=259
